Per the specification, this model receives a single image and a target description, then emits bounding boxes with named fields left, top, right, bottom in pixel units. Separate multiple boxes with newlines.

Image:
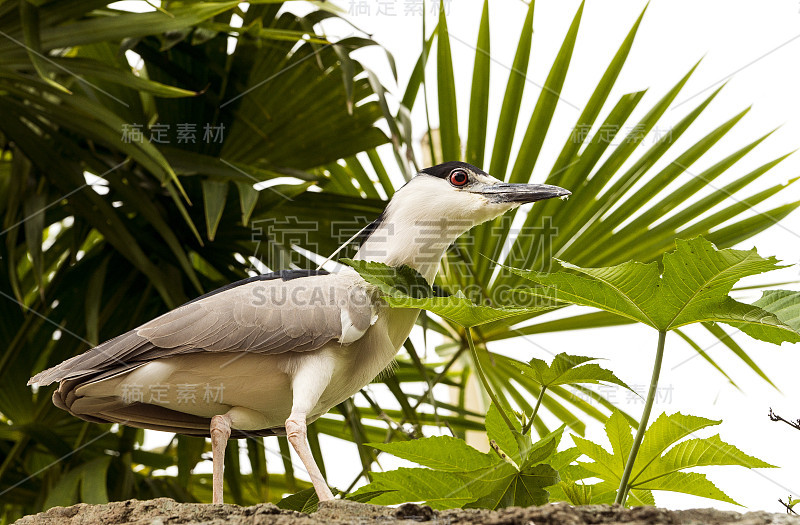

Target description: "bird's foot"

left=286, top=415, right=335, bottom=502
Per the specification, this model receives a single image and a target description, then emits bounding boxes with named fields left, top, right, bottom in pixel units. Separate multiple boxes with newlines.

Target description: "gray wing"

left=30, top=273, right=377, bottom=386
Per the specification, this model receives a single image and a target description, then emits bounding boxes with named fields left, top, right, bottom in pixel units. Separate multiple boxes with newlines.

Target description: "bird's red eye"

left=449, top=169, right=469, bottom=187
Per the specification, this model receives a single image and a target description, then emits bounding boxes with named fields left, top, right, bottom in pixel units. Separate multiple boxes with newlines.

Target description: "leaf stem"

left=464, top=328, right=516, bottom=432
left=522, top=386, right=546, bottom=435
left=615, top=329, right=667, bottom=506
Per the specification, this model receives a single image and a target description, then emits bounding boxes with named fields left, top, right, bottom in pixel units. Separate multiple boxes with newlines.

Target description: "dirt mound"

left=13, top=498, right=800, bottom=525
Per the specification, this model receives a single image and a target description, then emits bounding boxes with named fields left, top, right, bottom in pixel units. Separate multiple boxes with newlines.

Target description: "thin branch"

left=769, top=408, right=800, bottom=431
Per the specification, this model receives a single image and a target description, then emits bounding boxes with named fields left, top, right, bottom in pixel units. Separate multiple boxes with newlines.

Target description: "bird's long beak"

left=474, top=183, right=571, bottom=203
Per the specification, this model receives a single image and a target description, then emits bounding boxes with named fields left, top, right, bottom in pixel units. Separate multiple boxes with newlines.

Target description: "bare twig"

left=769, top=408, right=800, bottom=431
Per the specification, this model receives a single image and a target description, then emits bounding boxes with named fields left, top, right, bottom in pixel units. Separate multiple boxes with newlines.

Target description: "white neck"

left=353, top=217, right=468, bottom=283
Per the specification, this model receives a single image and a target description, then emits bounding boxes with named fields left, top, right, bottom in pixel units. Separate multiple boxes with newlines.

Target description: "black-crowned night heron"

left=28, top=161, right=570, bottom=504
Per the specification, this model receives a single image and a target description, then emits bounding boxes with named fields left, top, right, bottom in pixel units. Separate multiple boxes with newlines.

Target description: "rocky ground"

left=13, top=498, right=800, bottom=525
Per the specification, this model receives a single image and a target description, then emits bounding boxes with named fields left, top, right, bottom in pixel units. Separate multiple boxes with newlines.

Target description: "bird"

left=28, top=161, right=570, bottom=504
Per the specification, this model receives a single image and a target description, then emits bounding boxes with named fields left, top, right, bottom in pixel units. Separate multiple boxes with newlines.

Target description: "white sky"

left=149, top=0, right=800, bottom=513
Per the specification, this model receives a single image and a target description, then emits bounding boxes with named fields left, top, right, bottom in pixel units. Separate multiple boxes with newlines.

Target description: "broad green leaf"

left=346, top=490, right=393, bottom=504
left=486, top=403, right=521, bottom=464
left=635, top=471, right=739, bottom=506
left=606, top=411, right=633, bottom=473
left=657, top=237, right=784, bottom=329
left=573, top=409, right=772, bottom=506
left=633, top=412, right=720, bottom=474
left=637, top=434, right=775, bottom=485
left=386, top=293, right=548, bottom=328
left=512, top=260, right=661, bottom=326
left=735, top=289, right=800, bottom=341
left=343, top=260, right=554, bottom=326
left=277, top=488, right=318, bottom=513
left=341, top=259, right=432, bottom=297
left=276, top=485, right=391, bottom=513
left=352, top=468, right=474, bottom=509
left=511, top=237, right=800, bottom=343
left=512, top=353, right=632, bottom=391
left=519, top=426, right=564, bottom=470
left=463, top=462, right=559, bottom=510
left=367, top=436, right=498, bottom=472
left=548, top=447, right=583, bottom=472
left=572, top=435, right=621, bottom=482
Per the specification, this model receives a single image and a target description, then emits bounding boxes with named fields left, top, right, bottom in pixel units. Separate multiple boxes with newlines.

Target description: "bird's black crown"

left=420, top=161, right=489, bottom=179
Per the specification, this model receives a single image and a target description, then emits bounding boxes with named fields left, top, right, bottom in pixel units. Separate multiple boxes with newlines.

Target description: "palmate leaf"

left=638, top=434, right=774, bottom=483
left=632, top=412, right=721, bottom=474
left=463, top=462, right=559, bottom=510
left=512, top=260, right=662, bottom=326
left=277, top=488, right=320, bottom=513
left=512, top=353, right=632, bottom=391
left=351, top=468, right=475, bottom=510
left=573, top=410, right=775, bottom=505
left=511, top=237, right=800, bottom=343
left=358, top=408, right=560, bottom=510
left=367, top=436, right=497, bottom=472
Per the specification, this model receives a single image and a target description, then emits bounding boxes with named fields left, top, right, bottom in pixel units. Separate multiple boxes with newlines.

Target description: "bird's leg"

left=286, top=412, right=335, bottom=501
left=210, top=413, right=232, bottom=504
left=286, top=352, right=336, bottom=501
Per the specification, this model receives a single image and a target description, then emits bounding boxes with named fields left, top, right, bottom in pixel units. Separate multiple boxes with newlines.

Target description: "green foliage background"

left=0, top=0, right=797, bottom=520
